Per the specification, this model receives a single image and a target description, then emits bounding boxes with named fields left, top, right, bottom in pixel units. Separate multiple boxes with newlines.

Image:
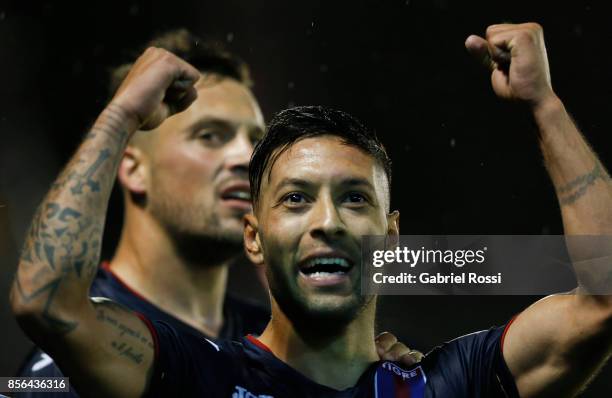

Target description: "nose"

left=309, top=194, right=346, bottom=241
left=224, top=130, right=253, bottom=176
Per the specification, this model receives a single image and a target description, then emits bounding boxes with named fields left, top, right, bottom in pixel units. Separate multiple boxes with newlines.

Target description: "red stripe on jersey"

left=247, top=334, right=272, bottom=353
left=393, top=374, right=410, bottom=398
left=101, top=261, right=152, bottom=304
left=500, top=314, right=520, bottom=355
left=136, top=312, right=159, bottom=360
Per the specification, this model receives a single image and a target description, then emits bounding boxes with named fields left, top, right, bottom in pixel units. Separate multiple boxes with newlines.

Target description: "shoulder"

left=144, top=319, right=247, bottom=397
left=421, top=325, right=519, bottom=397
left=424, top=325, right=506, bottom=365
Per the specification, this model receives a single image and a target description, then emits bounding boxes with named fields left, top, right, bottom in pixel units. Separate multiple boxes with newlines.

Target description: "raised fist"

left=109, top=47, right=201, bottom=131
left=465, top=23, right=557, bottom=107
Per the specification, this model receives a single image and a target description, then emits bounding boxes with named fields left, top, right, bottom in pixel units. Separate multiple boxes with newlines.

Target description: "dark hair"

left=249, top=105, right=392, bottom=207
left=109, top=29, right=252, bottom=95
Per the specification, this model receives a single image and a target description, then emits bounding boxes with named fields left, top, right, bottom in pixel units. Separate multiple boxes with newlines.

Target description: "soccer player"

left=12, top=23, right=612, bottom=397
left=12, top=28, right=269, bottom=394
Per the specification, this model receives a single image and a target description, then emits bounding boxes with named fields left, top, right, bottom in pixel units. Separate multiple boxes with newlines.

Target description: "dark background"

left=1, top=0, right=611, bottom=395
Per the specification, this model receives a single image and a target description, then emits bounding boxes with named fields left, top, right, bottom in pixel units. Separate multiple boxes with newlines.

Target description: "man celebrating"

left=14, top=29, right=270, bottom=388
left=12, top=23, right=612, bottom=397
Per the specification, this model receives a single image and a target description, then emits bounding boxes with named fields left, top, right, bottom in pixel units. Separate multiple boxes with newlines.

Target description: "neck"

left=258, top=297, right=378, bottom=390
left=110, top=207, right=236, bottom=337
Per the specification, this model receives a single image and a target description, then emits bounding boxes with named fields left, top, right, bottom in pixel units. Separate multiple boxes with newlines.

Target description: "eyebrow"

left=275, top=178, right=311, bottom=191
left=339, top=178, right=376, bottom=191
left=273, top=177, right=376, bottom=192
left=187, top=117, right=264, bottom=139
left=187, top=117, right=233, bottom=133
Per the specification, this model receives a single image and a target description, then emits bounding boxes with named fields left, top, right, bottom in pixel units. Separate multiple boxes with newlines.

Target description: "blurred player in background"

left=14, top=28, right=270, bottom=394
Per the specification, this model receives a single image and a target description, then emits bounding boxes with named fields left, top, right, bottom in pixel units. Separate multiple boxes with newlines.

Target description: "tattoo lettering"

left=111, top=341, right=145, bottom=364
left=96, top=307, right=154, bottom=365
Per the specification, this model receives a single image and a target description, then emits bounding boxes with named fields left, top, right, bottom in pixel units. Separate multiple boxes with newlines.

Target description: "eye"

left=249, top=130, right=263, bottom=147
left=343, top=192, right=368, bottom=206
left=283, top=192, right=308, bottom=206
left=198, top=130, right=220, bottom=141
left=196, top=130, right=227, bottom=147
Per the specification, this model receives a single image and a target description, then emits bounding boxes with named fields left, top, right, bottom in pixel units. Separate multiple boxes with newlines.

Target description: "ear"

left=386, top=210, right=400, bottom=250
left=117, top=146, right=147, bottom=195
left=243, top=213, right=264, bottom=266
left=387, top=210, right=400, bottom=236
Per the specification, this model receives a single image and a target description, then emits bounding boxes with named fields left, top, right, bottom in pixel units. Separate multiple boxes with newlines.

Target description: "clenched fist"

left=109, top=47, right=201, bottom=132
left=465, top=23, right=557, bottom=107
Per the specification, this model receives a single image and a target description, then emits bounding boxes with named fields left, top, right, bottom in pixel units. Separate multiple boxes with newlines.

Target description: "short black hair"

left=109, top=29, right=252, bottom=95
left=249, top=105, right=392, bottom=208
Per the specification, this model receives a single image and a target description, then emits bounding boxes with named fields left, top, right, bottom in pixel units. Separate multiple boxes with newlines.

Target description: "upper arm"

left=503, top=294, right=612, bottom=397
left=42, top=297, right=155, bottom=398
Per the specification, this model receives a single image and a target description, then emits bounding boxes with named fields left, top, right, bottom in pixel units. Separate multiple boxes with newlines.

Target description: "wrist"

left=95, top=102, right=141, bottom=137
left=531, top=94, right=564, bottom=124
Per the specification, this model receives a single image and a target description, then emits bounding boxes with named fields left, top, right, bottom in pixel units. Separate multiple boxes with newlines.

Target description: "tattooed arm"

left=467, top=24, right=612, bottom=397
left=10, top=48, right=200, bottom=398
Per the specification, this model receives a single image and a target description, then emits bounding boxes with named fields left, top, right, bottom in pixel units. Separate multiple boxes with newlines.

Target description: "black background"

left=0, top=0, right=610, bottom=395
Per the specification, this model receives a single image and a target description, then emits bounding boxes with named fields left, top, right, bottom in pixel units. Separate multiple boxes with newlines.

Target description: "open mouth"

left=221, top=190, right=251, bottom=202
left=220, top=183, right=252, bottom=205
left=299, top=257, right=353, bottom=280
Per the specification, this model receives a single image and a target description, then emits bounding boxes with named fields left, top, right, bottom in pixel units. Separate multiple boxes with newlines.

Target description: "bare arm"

left=10, top=47, right=200, bottom=398
left=467, top=23, right=612, bottom=397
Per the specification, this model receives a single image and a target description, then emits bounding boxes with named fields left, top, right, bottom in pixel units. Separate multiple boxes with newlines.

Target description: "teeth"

left=305, top=257, right=350, bottom=268
left=225, top=191, right=251, bottom=200
left=308, top=271, right=346, bottom=278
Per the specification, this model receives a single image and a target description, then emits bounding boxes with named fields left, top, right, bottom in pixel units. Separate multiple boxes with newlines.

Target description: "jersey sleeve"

left=422, top=323, right=520, bottom=397
left=140, top=315, right=234, bottom=397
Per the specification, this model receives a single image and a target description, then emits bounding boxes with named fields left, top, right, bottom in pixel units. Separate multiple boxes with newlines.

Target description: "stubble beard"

left=265, top=257, right=372, bottom=336
left=148, top=189, right=245, bottom=265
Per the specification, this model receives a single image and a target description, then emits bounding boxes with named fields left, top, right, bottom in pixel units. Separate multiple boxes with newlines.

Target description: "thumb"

left=466, top=34, right=512, bottom=72
left=465, top=35, right=495, bottom=71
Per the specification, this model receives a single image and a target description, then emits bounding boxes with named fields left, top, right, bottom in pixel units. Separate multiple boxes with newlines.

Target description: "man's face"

left=145, top=75, right=264, bottom=246
left=250, top=135, right=398, bottom=324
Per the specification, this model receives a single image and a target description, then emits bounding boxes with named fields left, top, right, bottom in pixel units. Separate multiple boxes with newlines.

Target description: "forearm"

left=11, top=103, right=134, bottom=336
left=535, top=96, right=612, bottom=235
left=9, top=47, right=200, bottom=398
left=505, top=101, right=612, bottom=395
left=535, top=97, right=612, bottom=298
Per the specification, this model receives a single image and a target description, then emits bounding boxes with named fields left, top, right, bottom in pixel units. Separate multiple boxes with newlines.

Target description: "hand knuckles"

left=144, top=46, right=166, bottom=59
left=160, top=50, right=177, bottom=63
left=401, top=352, right=417, bottom=362
left=485, top=25, right=498, bottom=39
left=391, top=345, right=411, bottom=357
left=376, top=332, right=398, bottom=346
left=516, top=30, right=536, bottom=44
left=525, top=22, right=543, bottom=32
left=390, top=341, right=409, bottom=350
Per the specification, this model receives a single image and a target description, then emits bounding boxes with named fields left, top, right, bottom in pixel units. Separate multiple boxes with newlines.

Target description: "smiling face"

left=128, top=75, right=265, bottom=246
left=245, top=135, right=399, bottom=325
